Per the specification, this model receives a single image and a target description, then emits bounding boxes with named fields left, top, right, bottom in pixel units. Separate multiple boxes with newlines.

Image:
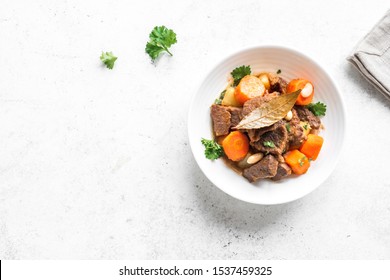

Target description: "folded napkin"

left=348, top=10, right=390, bottom=100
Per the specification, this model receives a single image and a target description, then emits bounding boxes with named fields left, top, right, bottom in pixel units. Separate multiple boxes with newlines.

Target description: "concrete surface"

left=0, top=0, right=389, bottom=259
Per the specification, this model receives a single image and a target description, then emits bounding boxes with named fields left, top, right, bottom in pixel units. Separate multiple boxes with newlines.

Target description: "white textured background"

left=0, top=0, right=389, bottom=259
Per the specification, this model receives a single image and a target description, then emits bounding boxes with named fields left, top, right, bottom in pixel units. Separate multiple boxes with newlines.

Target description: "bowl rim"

left=187, top=44, right=347, bottom=205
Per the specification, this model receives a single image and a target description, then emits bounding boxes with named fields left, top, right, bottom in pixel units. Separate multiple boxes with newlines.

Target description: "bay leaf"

left=234, top=90, right=301, bottom=130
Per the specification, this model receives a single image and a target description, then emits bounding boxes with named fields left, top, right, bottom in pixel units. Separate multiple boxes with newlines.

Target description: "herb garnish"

left=286, top=123, right=291, bottom=133
left=277, top=69, right=282, bottom=74
left=201, top=138, right=223, bottom=160
left=145, top=26, right=177, bottom=61
left=298, top=156, right=307, bottom=166
left=231, top=65, right=251, bottom=86
left=303, top=124, right=308, bottom=130
left=263, top=141, right=275, bottom=148
left=214, top=90, right=226, bottom=105
left=306, top=102, right=326, bottom=116
left=100, top=52, right=117, bottom=69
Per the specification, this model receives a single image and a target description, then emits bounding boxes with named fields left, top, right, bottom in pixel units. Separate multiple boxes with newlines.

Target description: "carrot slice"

left=287, top=79, right=314, bottom=105
left=299, top=134, right=324, bottom=161
left=222, top=131, right=249, bottom=161
left=234, top=75, right=265, bottom=105
left=284, top=150, right=310, bottom=175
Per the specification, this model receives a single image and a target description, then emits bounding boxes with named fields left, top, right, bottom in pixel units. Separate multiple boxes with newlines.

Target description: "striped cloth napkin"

left=348, top=10, right=390, bottom=100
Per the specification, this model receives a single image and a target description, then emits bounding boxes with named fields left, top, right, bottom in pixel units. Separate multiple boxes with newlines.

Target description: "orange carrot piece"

left=222, top=131, right=249, bottom=161
left=299, top=134, right=324, bottom=161
left=234, top=75, right=265, bottom=105
left=284, top=150, right=310, bottom=175
left=287, top=79, right=314, bottom=105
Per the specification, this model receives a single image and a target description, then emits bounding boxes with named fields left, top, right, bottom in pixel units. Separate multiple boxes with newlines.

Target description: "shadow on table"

left=187, top=157, right=302, bottom=233
left=344, top=62, right=390, bottom=109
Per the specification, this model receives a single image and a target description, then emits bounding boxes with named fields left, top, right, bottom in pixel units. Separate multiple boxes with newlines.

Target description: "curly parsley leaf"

left=145, top=26, right=177, bottom=61
left=145, top=43, right=165, bottom=60
left=201, top=138, right=223, bottom=160
left=306, top=102, right=327, bottom=116
left=263, top=141, right=275, bottom=148
left=100, top=51, right=117, bottom=69
left=231, top=65, right=251, bottom=86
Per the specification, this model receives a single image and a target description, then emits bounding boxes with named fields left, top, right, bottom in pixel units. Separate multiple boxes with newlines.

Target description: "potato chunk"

left=222, top=87, right=241, bottom=107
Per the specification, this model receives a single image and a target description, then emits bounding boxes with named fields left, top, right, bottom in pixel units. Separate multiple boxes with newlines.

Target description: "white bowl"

left=188, top=46, right=346, bottom=205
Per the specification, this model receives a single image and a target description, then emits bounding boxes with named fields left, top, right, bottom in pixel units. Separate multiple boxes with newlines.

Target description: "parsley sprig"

left=201, top=138, right=223, bottom=160
left=145, top=26, right=177, bottom=61
left=231, top=65, right=251, bottom=86
left=306, top=102, right=327, bottom=116
left=100, top=52, right=117, bottom=69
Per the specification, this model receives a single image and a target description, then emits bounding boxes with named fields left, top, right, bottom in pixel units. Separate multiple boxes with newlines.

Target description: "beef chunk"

left=245, top=123, right=276, bottom=143
left=268, top=73, right=287, bottom=94
left=287, top=108, right=307, bottom=149
left=243, top=155, right=278, bottom=183
left=210, top=105, right=242, bottom=136
left=272, top=163, right=292, bottom=181
left=246, top=129, right=263, bottom=143
left=310, top=129, right=320, bottom=135
left=294, top=105, right=321, bottom=129
left=228, top=107, right=242, bottom=127
left=242, top=93, right=279, bottom=116
left=274, top=153, right=286, bottom=163
left=211, top=104, right=230, bottom=136
left=251, top=121, right=288, bottom=155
